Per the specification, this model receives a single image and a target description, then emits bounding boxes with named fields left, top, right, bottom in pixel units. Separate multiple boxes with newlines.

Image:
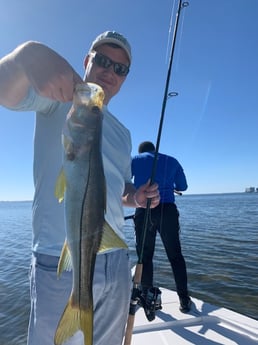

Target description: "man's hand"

left=134, top=180, right=160, bottom=208
left=16, top=41, right=83, bottom=102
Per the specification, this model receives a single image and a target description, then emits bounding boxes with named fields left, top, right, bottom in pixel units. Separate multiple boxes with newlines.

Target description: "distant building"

left=245, top=187, right=256, bottom=193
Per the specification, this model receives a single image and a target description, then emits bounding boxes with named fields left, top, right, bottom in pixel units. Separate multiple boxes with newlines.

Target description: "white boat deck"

left=131, top=288, right=258, bottom=345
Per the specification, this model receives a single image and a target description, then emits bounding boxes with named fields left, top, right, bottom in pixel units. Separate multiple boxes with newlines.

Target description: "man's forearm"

left=0, top=51, right=30, bottom=107
left=122, top=182, right=138, bottom=207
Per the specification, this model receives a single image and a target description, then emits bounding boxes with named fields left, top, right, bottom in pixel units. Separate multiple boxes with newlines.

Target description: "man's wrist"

left=133, top=193, right=142, bottom=208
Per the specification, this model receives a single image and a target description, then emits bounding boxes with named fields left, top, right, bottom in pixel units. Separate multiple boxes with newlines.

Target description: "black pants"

left=134, top=203, right=189, bottom=298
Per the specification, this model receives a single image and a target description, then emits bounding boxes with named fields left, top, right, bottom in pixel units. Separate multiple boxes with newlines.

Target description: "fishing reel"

left=138, top=287, right=162, bottom=322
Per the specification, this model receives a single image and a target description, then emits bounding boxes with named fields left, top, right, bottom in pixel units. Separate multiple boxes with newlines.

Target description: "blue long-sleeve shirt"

left=131, top=151, right=188, bottom=203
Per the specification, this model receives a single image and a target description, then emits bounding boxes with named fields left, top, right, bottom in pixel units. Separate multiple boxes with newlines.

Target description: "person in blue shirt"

left=131, top=141, right=191, bottom=314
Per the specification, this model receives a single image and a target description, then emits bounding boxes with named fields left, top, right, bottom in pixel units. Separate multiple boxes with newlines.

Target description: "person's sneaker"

left=154, top=288, right=162, bottom=310
left=179, top=296, right=192, bottom=313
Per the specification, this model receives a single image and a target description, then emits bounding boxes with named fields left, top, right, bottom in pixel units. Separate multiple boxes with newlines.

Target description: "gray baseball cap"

left=90, top=31, right=132, bottom=64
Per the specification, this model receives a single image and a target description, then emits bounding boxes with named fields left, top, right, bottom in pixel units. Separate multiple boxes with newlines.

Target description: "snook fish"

left=54, top=82, right=127, bottom=345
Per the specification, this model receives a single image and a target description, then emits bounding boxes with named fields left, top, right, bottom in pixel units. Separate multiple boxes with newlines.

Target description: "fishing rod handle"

left=123, top=264, right=143, bottom=345
left=133, top=263, right=143, bottom=284
left=123, top=315, right=135, bottom=345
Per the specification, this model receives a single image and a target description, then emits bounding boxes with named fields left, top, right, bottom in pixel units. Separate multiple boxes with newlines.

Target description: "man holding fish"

left=0, top=31, right=160, bottom=345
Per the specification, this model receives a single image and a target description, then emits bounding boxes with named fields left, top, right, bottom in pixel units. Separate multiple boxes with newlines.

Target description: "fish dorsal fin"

left=99, top=221, right=128, bottom=253
left=57, top=240, right=72, bottom=277
left=55, top=168, right=67, bottom=203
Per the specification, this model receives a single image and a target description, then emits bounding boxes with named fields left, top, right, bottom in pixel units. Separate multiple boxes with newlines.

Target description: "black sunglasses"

left=91, top=51, right=130, bottom=77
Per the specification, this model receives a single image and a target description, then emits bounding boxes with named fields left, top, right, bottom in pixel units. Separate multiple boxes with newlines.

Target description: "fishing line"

left=190, top=80, right=212, bottom=145
left=172, top=3, right=188, bottom=71
left=165, top=0, right=176, bottom=63
left=123, top=2, right=189, bottom=345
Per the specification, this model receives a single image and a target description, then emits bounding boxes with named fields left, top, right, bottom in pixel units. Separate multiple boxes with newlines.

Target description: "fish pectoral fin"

left=57, top=240, right=72, bottom=277
left=99, top=221, right=128, bottom=253
left=54, top=168, right=67, bottom=203
left=54, top=298, right=93, bottom=345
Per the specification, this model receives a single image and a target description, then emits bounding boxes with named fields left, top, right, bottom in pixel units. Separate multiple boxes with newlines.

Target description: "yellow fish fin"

left=99, top=221, right=128, bottom=253
left=57, top=240, right=72, bottom=277
left=54, top=168, right=66, bottom=203
left=54, top=298, right=93, bottom=345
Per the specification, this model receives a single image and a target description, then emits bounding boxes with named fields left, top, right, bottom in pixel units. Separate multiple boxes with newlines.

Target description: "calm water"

left=0, top=193, right=258, bottom=345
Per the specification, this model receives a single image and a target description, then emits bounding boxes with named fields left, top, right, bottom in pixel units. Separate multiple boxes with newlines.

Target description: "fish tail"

left=81, top=307, right=93, bottom=345
left=54, top=298, right=93, bottom=345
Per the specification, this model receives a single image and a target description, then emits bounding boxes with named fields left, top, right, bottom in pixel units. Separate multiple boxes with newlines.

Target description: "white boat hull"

left=131, top=288, right=258, bottom=344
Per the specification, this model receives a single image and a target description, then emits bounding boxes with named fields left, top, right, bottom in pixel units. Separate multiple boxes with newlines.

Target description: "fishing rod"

left=123, top=1, right=189, bottom=344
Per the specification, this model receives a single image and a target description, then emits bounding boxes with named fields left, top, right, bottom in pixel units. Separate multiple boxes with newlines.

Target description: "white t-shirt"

left=12, top=88, right=132, bottom=256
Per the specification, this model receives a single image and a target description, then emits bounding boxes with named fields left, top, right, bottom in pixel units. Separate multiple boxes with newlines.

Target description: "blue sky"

left=0, top=0, right=257, bottom=200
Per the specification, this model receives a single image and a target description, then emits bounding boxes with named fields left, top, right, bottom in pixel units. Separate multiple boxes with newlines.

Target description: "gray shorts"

left=27, top=249, right=131, bottom=345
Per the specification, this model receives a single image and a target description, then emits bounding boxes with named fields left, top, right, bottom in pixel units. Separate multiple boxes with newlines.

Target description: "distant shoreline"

left=0, top=191, right=258, bottom=203
left=0, top=200, right=33, bottom=203
left=2, top=191, right=257, bottom=203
